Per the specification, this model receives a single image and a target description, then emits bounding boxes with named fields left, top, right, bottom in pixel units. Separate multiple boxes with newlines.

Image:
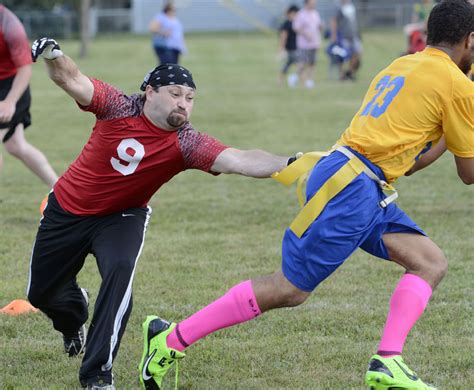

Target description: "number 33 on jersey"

left=360, top=76, right=405, bottom=118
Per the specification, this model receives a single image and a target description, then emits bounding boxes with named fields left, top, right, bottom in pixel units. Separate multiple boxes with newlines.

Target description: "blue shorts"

left=281, top=147, right=426, bottom=292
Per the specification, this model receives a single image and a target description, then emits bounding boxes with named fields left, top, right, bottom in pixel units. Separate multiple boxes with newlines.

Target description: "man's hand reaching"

left=31, top=37, right=63, bottom=62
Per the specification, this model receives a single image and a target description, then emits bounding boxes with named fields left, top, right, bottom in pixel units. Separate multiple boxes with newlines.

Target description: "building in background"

left=11, top=1, right=423, bottom=39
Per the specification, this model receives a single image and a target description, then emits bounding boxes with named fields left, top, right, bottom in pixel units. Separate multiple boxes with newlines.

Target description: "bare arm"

left=454, top=156, right=474, bottom=185
left=149, top=19, right=161, bottom=34
left=150, top=19, right=170, bottom=37
left=211, top=148, right=289, bottom=178
left=405, top=137, right=447, bottom=176
left=5, top=64, right=31, bottom=105
left=32, top=38, right=93, bottom=106
left=0, top=64, right=31, bottom=123
left=279, top=30, right=288, bottom=51
left=43, top=55, right=93, bottom=106
left=330, top=17, right=338, bottom=42
left=319, top=20, right=325, bottom=33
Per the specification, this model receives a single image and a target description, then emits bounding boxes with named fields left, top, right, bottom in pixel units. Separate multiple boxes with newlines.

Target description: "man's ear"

left=145, top=85, right=156, bottom=100
left=466, top=31, right=474, bottom=49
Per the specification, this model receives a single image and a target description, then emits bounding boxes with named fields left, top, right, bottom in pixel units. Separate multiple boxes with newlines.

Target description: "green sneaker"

left=365, top=354, right=437, bottom=390
left=139, top=315, right=185, bottom=390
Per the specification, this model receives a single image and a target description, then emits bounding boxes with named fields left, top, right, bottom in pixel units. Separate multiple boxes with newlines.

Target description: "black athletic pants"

left=27, top=192, right=151, bottom=385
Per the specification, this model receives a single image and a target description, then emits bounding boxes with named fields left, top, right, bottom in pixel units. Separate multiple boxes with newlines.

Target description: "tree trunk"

left=79, top=0, right=91, bottom=58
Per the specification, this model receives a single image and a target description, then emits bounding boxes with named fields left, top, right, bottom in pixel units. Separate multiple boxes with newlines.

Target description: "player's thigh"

left=92, top=207, right=151, bottom=276
left=0, top=127, right=8, bottom=143
left=308, top=49, right=317, bottom=66
left=283, top=180, right=381, bottom=291
left=282, top=223, right=361, bottom=293
left=359, top=202, right=447, bottom=287
left=288, top=50, right=299, bottom=66
left=1, top=85, right=31, bottom=145
left=29, top=193, right=92, bottom=297
left=382, top=233, right=447, bottom=288
left=4, top=123, right=27, bottom=154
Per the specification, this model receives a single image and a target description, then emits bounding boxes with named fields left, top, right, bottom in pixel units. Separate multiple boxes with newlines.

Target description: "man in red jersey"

left=28, top=37, right=293, bottom=389
left=0, top=5, right=57, bottom=186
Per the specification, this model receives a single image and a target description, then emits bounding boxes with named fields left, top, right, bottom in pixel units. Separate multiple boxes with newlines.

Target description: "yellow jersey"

left=337, top=48, right=474, bottom=182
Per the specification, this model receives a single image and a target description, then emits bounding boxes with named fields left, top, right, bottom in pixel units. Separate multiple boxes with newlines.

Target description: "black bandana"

left=140, top=63, right=196, bottom=91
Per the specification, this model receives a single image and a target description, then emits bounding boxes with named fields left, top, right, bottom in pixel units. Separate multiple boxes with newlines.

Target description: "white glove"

left=31, top=37, right=63, bottom=62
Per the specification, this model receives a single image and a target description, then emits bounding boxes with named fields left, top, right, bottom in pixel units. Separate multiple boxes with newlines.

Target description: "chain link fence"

left=17, top=1, right=417, bottom=39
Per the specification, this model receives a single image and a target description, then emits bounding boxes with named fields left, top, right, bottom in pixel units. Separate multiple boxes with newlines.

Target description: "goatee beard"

left=167, top=113, right=186, bottom=128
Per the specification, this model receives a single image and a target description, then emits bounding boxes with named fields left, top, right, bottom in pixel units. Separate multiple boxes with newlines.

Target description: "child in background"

left=278, top=5, right=299, bottom=87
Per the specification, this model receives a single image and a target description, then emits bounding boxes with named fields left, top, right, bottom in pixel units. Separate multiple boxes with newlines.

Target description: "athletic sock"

left=377, top=273, right=432, bottom=357
left=167, top=280, right=261, bottom=351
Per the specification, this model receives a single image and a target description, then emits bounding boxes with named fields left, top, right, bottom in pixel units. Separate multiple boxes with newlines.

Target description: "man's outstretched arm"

left=32, top=37, right=93, bottom=106
left=211, top=148, right=291, bottom=178
left=405, top=136, right=474, bottom=185
left=405, top=137, right=447, bottom=177
left=454, top=156, right=474, bottom=185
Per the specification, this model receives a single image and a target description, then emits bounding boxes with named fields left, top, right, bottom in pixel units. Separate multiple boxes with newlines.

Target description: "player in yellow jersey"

left=138, top=1, right=473, bottom=389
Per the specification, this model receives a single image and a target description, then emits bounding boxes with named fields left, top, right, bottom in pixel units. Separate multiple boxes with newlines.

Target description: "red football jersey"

left=54, top=79, right=228, bottom=216
left=0, top=5, right=32, bottom=80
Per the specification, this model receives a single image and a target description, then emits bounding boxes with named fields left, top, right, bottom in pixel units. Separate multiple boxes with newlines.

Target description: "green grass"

left=1, top=30, right=473, bottom=389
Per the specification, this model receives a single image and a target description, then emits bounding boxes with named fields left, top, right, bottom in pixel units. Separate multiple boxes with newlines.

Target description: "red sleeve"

left=3, top=7, right=32, bottom=68
left=77, top=78, right=143, bottom=120
left=177, top=123, right=228, bottom=173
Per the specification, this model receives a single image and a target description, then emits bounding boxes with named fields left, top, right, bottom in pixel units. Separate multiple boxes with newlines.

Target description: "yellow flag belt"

left=272, top=146, right=398, bottom=238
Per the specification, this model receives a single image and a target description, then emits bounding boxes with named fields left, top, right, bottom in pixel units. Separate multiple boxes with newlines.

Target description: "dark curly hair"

left=427, top=0, right=474, bottom=45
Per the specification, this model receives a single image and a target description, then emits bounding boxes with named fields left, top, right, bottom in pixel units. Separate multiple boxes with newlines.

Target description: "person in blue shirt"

left=149, top=3, right=186, bottom=65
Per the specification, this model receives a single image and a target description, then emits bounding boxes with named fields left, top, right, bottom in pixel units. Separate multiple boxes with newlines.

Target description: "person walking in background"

left=0, top=5, right=57, bottom=187
left=149, top=2, right=186, bottom=65
left=278, top=5, right=299, bottom=87
left=292, top=0, right=322, bottom=88
left=139, top=1, right=473, bottom=389
left=30, top=36, right=296, bottom=389
left=330, top=0, right=363, bottom=81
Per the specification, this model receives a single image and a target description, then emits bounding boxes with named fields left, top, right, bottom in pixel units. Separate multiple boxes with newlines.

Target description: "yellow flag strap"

left=336, top=147, right=398, bottom=206
left=271, top=151, right=329, bottom=186
left=290, top=157, right=366, bottom=237
left=296, top=173, right=308, bottom=208
left=272, top=146, right=399, bottom=238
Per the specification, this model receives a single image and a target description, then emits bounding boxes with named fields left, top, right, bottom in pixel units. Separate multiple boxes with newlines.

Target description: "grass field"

left=0, top=30, right=473, bottom=389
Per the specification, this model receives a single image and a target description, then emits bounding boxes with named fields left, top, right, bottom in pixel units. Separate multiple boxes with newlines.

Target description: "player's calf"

left=252, top=271, right=310, bottom=312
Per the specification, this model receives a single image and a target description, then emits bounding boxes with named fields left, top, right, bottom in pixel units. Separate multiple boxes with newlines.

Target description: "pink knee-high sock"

left=377, top=273, right=432, bottom=357
left=167, top=280, right=261, bottom=352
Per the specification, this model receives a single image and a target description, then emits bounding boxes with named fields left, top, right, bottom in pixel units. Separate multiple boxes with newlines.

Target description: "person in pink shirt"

left=292, top=0, right=323, bottom=88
